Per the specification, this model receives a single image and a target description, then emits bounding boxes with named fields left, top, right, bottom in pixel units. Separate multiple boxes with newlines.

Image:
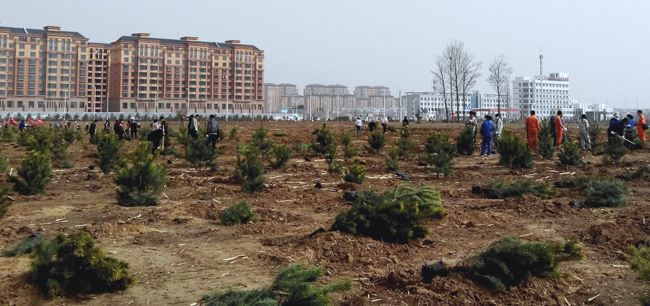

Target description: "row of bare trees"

left=431, top=41, right=513, bottom=122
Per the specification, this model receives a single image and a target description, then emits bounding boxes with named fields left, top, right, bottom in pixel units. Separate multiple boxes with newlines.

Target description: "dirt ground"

left=0, top=120, right=649, bottom=306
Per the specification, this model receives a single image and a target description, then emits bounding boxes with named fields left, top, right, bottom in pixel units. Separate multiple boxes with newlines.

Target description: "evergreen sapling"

left=424, top=131, right=455, bottom=178
left=9, top=151, right=53, bottom=195
left=115, top=142, right=167, bottom=207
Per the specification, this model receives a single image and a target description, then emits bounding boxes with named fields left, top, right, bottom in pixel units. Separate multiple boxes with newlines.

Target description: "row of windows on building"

left=120, top=102, right=263, bottom=110
left=0, top=100, right=86, bottom=108
left=121, top=92, right=262, bottom=100
left=518, top=83, right=569, bottom=88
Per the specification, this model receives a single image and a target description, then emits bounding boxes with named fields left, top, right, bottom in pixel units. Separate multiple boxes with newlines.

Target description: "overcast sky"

left=2, top=0, right=649, bottom=108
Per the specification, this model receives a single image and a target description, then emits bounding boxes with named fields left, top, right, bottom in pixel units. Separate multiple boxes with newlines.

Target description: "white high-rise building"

left=512, top=72, right=573, bottom=120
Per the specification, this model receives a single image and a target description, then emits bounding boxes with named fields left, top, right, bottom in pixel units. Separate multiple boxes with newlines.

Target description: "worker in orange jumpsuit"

left=637, top=110, right=647, bottom=142
left=525, top=110, right=540, bottom=150
left=555, top=111, right=566, bottom=148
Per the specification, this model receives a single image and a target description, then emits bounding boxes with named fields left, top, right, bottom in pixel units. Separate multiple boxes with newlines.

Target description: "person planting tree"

left=525, top=110, right=540, bottom=150
left=480, top=115, right=495, bottom=158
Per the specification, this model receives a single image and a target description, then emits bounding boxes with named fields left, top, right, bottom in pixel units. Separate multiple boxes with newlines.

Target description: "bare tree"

left=487, top=55, right=513, bottom=114
left=432, top=55, right=450, bottom=121
left=459, top=54, right=482, bottom=120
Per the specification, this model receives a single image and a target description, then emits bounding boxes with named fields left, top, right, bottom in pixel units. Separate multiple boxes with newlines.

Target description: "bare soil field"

left=0, top=120, right=648, bottom=306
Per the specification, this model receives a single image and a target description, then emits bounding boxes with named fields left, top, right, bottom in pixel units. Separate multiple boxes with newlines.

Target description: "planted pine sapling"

left=115, top=142, right=167, bottom=207
left=9, top=151, right=53, bottom=195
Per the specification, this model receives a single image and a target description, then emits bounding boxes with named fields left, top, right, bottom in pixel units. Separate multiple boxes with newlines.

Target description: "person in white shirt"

left=579, top=114, right=591, bottom=150
left=355, top=117, right=363, bottom=136
left=494, top=113, right=503, bottom=139
left=381, top=117, right=389, bottom=134
left=152, top=119, right=160, bottom=131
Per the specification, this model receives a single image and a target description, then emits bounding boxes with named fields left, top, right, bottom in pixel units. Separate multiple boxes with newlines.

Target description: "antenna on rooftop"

left=539, top=47, right=543, bottom=76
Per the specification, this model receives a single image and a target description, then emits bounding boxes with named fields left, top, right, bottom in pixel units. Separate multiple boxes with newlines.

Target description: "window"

left=38, top=101, right=44, bottom=108
left=7, top=101, right=13, bottom=107
left=130, top=103, right=136, bottom=109
left=17, top=101, right=24, bottom=107
left=28, top=101, right=34, bottom=108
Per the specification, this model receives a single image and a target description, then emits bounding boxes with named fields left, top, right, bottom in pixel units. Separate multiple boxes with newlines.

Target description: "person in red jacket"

left=525, top=111, right=540, bottom=150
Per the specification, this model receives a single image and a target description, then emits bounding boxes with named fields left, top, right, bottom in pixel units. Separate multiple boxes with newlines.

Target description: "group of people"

left=354, top=116, right=391, bottom=136
left=475, top=111, right=503, bottom=158
left=523, top=109, right=648, bottom=152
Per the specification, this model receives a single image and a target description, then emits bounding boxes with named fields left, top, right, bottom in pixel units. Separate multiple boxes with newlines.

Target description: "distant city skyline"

left=2, top=0, right=649, bottom=108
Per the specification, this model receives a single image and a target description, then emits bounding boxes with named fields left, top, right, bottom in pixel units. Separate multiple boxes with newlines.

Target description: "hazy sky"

left=2, top=0, right=649, bottom=108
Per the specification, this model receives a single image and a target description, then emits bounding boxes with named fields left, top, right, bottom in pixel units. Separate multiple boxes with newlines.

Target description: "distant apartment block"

left=264, top=83, right=300, bottom=112
left=512, top=72, right=572, bottom=120
left=0, top=25, right=265, bottom=114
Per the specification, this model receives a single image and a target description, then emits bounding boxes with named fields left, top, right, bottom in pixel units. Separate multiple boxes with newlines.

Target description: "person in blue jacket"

left=19, top=120, right=26, bottom=132
left=627, top=114, right=636, bottom=128
left=480, top=115, right=495, bottom=157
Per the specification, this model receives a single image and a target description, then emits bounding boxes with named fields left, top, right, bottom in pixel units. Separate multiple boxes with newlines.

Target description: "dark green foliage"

left=273, top=132, right=287, bottom=137
left=0, top=127, right=16, bottom=143
left=538, top=120, right=555, bottom=159
left=115, top=143, right=167, bottom=207
left=583, top=180, right=628, bottom=208
left=343, top=145, right=359, bottom=159
left=0, top=150, right=7, bottom=173
left=498, top=130, right=534, bottom=169
left=139, top=126, right=152, bottom=141
left=229, top=127, right=238, bottom=141
left=482, top=179, right=556, bottom=199
left=2, top=234, right=42, bottom=257
left=200, top=264, right=351, bottom=306
left=9, top=151, right=53, bottom=195
left=96, top=133, right=125, bottom=174
left=341, top=131, right=353, bottom=147
left=292, top=143, right=311, bottom=153
left=388, top=125, right=397, bottom=132
left=558, top=141, right=584, bottom=166
left=327, top=159, right=343, bottom=175
left=456, top=125, right=476, bottom=156
left=52, top=141, right=74, bottom=168
left=386, top=146, right=400, bottom=172
left=331, top=184, right=445, bottom=244
left=424, top=131, right=455, bottom=177
left=367, top=130, right=385, bottom=153
left=312, top=124, right=336, bottom=158
left=396, top=128, right=415, bottom=157
left=617, top=165, right=650, bottom=181
left=554, top=177, right=590, bottom=188
left=234, top=146, right=265, bottom=194
left=589, top=123, right=602, bottom=153
left=603, top=136, right=627, bottom=163
left=62, top=128, right=81, bottom=144
left=629, top=245, right=650, bottom=282
left=28, top=231, right=133, bottom=298
left=270, top=145, right=292, bottom=170
left=185, top=138, right=219, bottom=170
left=343, top=164, right=366, bottom=184
left=19, top=128, right=56, bottom=153
left=0, top=187, right=12, bottom=218
left=221, top=201, right=259, bottom=226
left=252, top=124, right=274, bottom=158
left=466, top=237, right=582, bottom=290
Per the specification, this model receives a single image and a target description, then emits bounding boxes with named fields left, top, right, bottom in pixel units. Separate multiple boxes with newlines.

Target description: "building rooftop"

left=115, top=35, right=261, bottom=50
left=89, top=42, right=112, bottom=48
left=0, top=26, right=86, bottom=39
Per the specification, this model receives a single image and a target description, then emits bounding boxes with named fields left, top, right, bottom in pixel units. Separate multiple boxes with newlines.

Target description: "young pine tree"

left=234, top=146, right=265, bottom=193
left=558, top=141, right=584, bottom=166
left=115, top=142, right=167, bottom=207
left=386, top=146, right=400, bottom=172
left=603, top=136, right=627, bottom=163
left=456, top=124, right=476, bottom=156
left=52, top=141, right=74, bottom=169
left=424, top=131, right=455, bottom=178
left=10, top=151, right=53, bottom=195
left=185, top=138, right=219, bottom=171
left=96, top=133, right=124, bottom=174
left=497, top=130, right=534, bottom=169
left=270, top=144, right=292, bottom=170
left=344, top=163, right=366, bottom=184
left=0, top=187, right=12, bottom=219
left=312, top=124, right=336, bottom=158
left=252, top=123, right=274, bottom=159
left=221, top=201, right=259, bottom=226
left=367, top=130, right=385, bottom=153
left=538, top=120, right=555, bottom=159
left=588, top=123, right=602, bottom=154
left=396, top=127, right=415, bottom=157
left=28, top=231, right=134, bottom=298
